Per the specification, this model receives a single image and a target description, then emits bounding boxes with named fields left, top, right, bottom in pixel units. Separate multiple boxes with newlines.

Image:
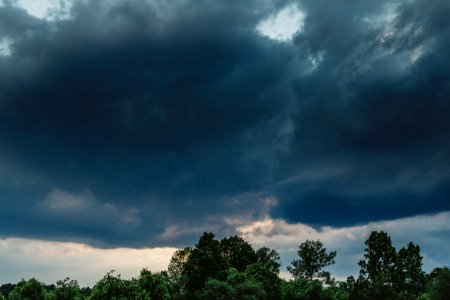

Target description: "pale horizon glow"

left=0, top=238, right=177, bottom=287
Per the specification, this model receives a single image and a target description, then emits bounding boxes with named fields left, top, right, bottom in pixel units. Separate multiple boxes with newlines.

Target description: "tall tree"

left=168, top=247, right=192, bottom=298
left=287, top=239, right=336, bottom=282
left=351, top=231, right=398, bottom=300
left=183, top=233, right=229, bottom=296
left=396, top=242, right=427, bottom=298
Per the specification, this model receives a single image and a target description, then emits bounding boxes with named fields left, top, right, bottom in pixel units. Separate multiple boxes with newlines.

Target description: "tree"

left=168, top=247, right=192, bottom=279
left=288, top=240, right=336, bottom=282
left=351, top=231, right=400, bottom=300
left=427, top=267, right=450, bottom=300
left=281, top=279, right=326, bottom=300
left=234, top=279, right=266, bottom=300
left=245, top=262, right=282, bottom=300
left=88, top=270, right=131, bottom=300
left=220, top=236, right=257, bottom=272
left=0, top=283, right=16, bottom=298
left=396, top=242, right=427, bottom=298
left=8, top=278, right=46, bottom=300
left=256, top=247, right=281, bottom=274
left=136, top=269, right=170, bottom=300
left=51, top=277, right=82, bottom=300
left=183, top=233, right=229, bottom=295
left=198, top=279, right=234, bottom=300
left=168, top=247, right=192, bottom=299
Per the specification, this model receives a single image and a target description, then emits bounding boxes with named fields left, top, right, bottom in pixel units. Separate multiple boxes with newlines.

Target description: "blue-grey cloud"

left=0, top=0, right=449, bottom=249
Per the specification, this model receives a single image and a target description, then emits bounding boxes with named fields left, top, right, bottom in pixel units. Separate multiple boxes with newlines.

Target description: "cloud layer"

left=0, top=0, right=449, bottom=271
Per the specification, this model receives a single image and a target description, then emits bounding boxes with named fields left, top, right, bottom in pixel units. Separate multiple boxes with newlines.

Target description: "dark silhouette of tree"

left=288, top=239, right=336, bottom=282
left=351, top=231, right=427, bottom=300
left=352, top=231, right=397, bottom=300
left=396, top=242, right=427, bottom=298
left=256, top=247, right=281, bottom=274
left=183, top=232, right=229, bottom=296
left=220, top=236, right=257, bottom=272
left=198, top=278, right=233, bottom=300
left=427, top=267, right=450, bottom=300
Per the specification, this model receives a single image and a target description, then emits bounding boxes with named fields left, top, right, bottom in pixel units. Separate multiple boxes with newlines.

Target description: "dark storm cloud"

left=0, top=0, right=449, bottom=246
left=0, top=0, right=297, bottom=246
left=272, top=0, right=450, bottom=225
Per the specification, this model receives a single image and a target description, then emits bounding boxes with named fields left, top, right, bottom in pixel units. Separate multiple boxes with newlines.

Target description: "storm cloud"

left=0, top=0, right=449, bottom=253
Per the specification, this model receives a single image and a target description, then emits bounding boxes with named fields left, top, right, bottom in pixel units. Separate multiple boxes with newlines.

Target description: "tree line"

left=0, top=230, right=449, bottom=300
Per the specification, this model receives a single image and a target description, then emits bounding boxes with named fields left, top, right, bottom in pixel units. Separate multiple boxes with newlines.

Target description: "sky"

left=0, top=0, right=449, bottom=286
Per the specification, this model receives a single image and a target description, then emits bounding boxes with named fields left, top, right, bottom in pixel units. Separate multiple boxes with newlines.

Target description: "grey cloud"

left=0, top=0, right=449, bottom=249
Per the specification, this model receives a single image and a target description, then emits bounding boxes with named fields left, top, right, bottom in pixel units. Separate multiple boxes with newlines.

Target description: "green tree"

left=351, top=231, right=397, bottom=300
left=198, top=279, right=233, bottom=300
left=281, top=279, right=326, bottom=300
left=1, top=283, right=16, bottom=298
left=183, top=233, right=229, bottom=296
left=50, top=277, right=82, bottom=300
left=234, top=279, right=266, bottom=300
left=288, top=240, right=336, bottom=283
left=8, top=278, right=46, bottom=300
left=427, top=267, right=450, bottom=300
left=136, top=269, right=170, bottom=300
left=256, top=247, right=281, bottom=274
left=396, top=242, right=427, bottom=298
left=245, top=261, right=282, bottom=300
left=88, top=271, right=131, bottom=300
left=167, top=247, right=192, bottom=299
left=221, top=236, right=257, bottom=272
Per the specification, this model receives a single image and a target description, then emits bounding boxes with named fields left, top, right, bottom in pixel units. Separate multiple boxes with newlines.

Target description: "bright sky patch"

left=15, top=0, right=71, bottom=19
left=257, top=5, right=305, bottom=42
left=0, top=38, right=12, bottom=56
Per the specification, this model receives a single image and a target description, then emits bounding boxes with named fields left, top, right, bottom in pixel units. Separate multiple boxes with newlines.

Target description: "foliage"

left=221, top=236, right=257, bottom=272
left=182, top=232, right=229, bottom=296
left=48, top=277, right=82, bottom=300
left=245, top=260, right=282, bottom=300
left=7, top=278, right=46, bottom=300
left=427, top=267, right=450, bottom=300
left=0, top=283, right=16, bottom=298
left=88, top=271, right=131, bottom=300
left=234, top=279, right=266, bottom=300
left=351, top=231, right=429, bottom=300
left=395, top=242, right=427, bottom=298
left=198, top=279, right=233, bottom=300
left=282, top=279, right=327, bottom=300
left=167, top=247, right=191, bottom=299
left=255, top=247, right=281, bottom=274
left=288, top=240, right=336, bottom=283
left=136, top=269, right=170, bottom=300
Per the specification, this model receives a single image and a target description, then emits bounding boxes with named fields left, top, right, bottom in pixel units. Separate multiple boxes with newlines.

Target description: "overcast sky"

left=0, top=0, right=449, bottom=286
